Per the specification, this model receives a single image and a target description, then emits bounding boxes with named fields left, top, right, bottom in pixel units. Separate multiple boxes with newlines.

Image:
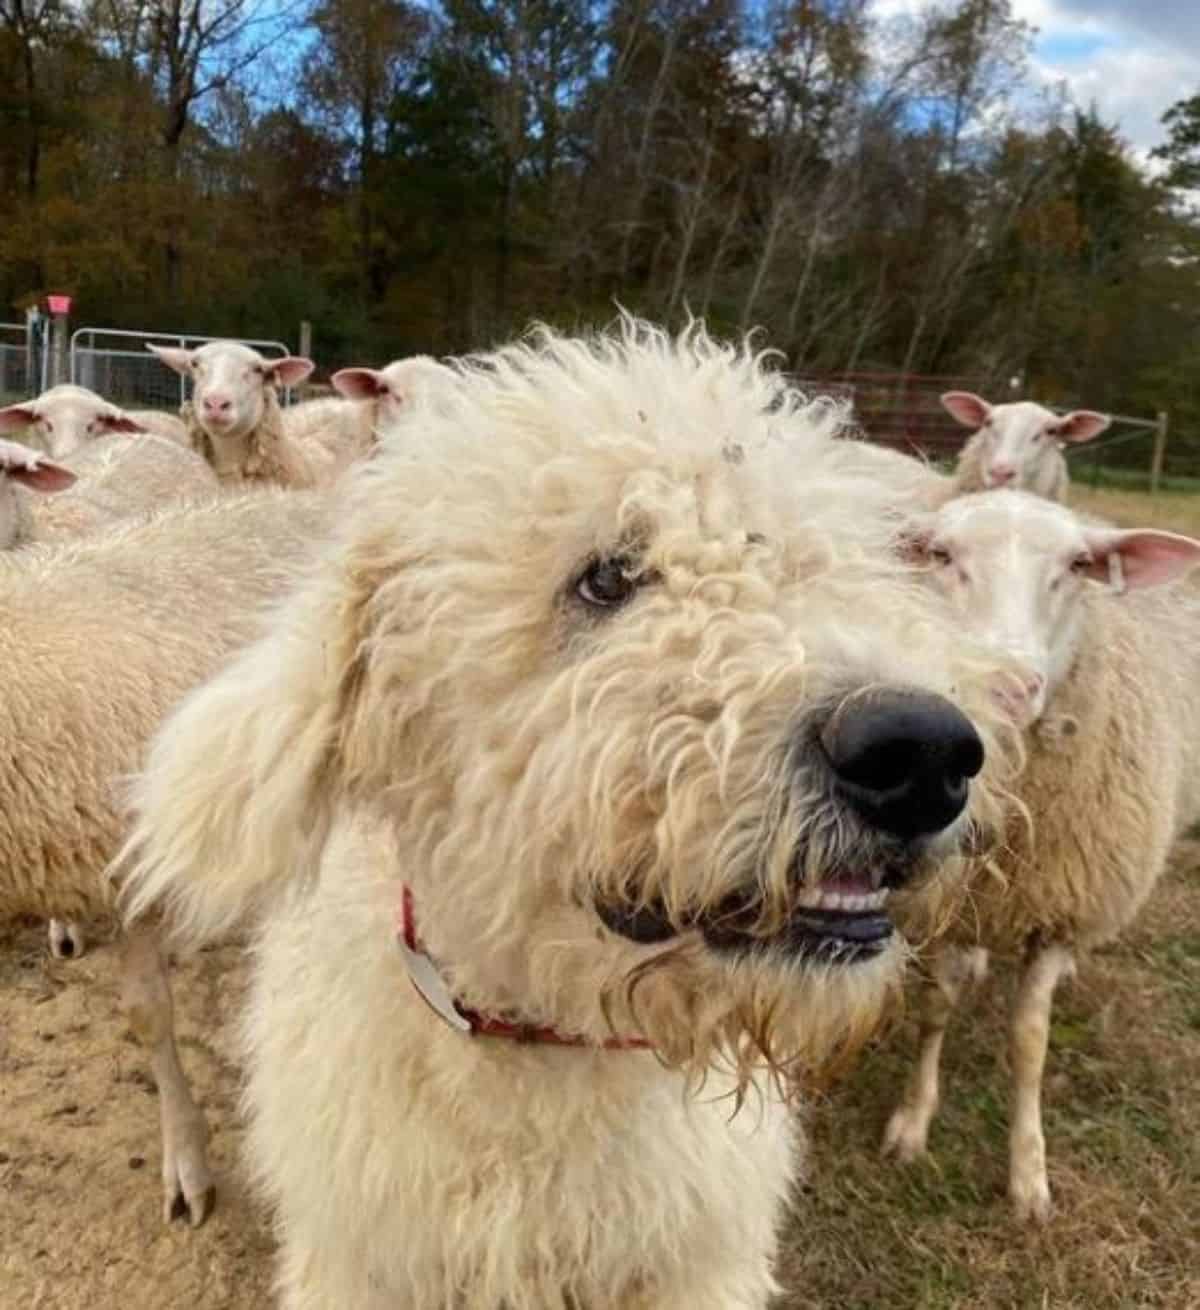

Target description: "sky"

left=873, top=0, right=1200, bottom=160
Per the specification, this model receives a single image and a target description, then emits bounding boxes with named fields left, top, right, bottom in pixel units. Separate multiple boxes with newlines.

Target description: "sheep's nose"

left=203, top=395, right=232, bottom=416
left=988, top=464, right=1015, bottom=485
left=820, top=689, right=984, bottom=841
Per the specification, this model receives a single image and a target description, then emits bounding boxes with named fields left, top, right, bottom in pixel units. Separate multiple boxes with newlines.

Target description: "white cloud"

left=1031, top=44, right=1197, bottom=157
left=868, top=0, right=1200, bottom=153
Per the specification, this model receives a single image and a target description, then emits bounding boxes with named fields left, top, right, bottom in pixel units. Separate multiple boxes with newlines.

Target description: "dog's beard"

left=600, top=933, right=906, bottom=1100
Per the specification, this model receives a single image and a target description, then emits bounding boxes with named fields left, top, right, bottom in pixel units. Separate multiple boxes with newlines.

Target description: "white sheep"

left=279, top=354, right=459, bottom=478
left=1, top=440, right=82, bottom=954
left=3, top=432, right=221, bottom=961
left=882, top=488, right=1200, bottom=1220
left=0, top=486, right=332, bottom=1228
left=23, top=430, right=220, bottom=545
left=146, top=341, right=318, bottom=486
left=0, top=382, right=187, bottom=457
left=943, top=392, right=1110, bottom=500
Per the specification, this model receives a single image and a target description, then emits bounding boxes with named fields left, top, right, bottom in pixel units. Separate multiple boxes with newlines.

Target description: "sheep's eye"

left=929, top=546, right=952, bottom=566
left=1070, top=553, right=1092, bottom=574
left=576, top=556, right=641, bottom=610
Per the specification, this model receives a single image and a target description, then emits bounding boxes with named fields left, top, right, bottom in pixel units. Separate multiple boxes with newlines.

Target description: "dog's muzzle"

left=597, top=687, right=985, bottom=966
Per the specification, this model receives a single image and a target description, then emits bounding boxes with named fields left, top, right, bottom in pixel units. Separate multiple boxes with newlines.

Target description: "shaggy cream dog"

left=119, top=320, right=1014, bottom=1309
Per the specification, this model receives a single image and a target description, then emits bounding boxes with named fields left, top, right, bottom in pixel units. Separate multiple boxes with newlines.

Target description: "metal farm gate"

left=69, top=327, right=296, bottom=409
left=0, top=320, right=50, bottom=401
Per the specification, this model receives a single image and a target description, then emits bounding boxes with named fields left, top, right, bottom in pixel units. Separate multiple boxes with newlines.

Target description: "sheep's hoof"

left=162, top=1143, right=216, bottom=1227
left=1009, top=1175, right=1053, bottom=1224
left=165, top=1176, right=216, bottom=1228
left=48, top=919, right=86, bottom=960
left=881, top=1108, right=930, bottom=1163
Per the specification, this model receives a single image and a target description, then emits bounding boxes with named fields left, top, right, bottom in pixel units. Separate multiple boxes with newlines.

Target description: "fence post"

left=1149, top=411, right=1169, bottom=496
left=24, top=304, right=43, bottom=389
left=45, top=294, right=72, bottom=387
left=299, top=320, right=312, bottom=360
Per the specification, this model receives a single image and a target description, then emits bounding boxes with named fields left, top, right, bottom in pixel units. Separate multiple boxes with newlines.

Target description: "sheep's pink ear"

left=0, top=442, right=77, bottom=493
left=264, top=356, right=315, bottom=387
left=940, top=391, right=992, bottom=428
left=1051, top=410, right=1109, bottom=444
left=101, top=413, right=147, bottom=435
left=146, top=344, right=194, bottom=375
left=0, top=403, right=39, bottom=432
left=1079, top=528, right=1200, bottom=590
left=331, top=367, right=387, bottom=400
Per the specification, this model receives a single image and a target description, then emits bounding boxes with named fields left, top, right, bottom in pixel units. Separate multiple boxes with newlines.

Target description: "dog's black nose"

left=820, top=690, right=984, bottom=841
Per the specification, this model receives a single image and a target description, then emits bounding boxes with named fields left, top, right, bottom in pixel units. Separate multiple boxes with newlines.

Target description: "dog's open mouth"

left=700, top=875, right=894, bottom=963
left=596, top=871, right=902, bottom=964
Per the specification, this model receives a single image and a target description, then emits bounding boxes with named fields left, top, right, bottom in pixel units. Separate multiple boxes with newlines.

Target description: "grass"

left=1067, top=465, right=1200, bottom=496
left=778, top=857, right=1200, bottom=1308
left=1068, top=485, right=1200, bottom=535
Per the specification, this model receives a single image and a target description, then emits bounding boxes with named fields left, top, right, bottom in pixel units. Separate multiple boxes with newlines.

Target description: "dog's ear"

left=114, top=549, right=394, bottom=947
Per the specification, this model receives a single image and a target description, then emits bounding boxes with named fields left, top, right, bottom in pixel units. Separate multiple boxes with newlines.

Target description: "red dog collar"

left=395, top=885, right=653, bottom=1050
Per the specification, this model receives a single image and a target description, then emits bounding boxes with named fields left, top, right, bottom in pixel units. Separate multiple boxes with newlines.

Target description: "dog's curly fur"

left=118, top=319, right=1017, bottom=1309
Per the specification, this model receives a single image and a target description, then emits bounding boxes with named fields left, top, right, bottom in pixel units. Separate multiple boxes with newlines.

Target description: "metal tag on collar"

left=396, top=933, right=473, bottom=1034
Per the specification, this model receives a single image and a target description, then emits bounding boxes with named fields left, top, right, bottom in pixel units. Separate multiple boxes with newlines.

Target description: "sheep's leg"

left=882, top=945, right=989, bottom=1161
left=119, top=923, right=215, bottom=1226
left=1008, top=939, right=1075, bottom=1222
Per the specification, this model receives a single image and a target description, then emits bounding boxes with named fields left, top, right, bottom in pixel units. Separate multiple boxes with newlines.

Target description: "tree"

left=303, top=0, right=429, bottom=306
left=1152, top=91, right=1200, bottom=192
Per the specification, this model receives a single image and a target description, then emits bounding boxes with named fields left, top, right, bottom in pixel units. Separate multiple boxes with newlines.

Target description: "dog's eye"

left=576, top=557, right=638, bottom=609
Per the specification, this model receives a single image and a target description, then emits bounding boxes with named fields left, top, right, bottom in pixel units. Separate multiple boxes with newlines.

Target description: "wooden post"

left=1150, top=411, right=1169, bottom=496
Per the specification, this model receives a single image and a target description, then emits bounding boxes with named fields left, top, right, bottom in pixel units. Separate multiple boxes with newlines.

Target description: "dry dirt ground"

left=4, top=860, right=1199, bottom=1310
left=0, top=921, right=276, bottom=1307
left=2, top=485, right=1198, bottom=1309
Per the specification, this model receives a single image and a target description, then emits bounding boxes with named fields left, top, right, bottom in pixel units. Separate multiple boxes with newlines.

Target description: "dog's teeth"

left=797, top=886, right=890, bottom=913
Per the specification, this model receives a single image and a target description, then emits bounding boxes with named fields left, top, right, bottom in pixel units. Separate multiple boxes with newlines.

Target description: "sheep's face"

left=0, top=384, right=145, bottom=458
left=906, top=490, right=1200, bottom=724
left=147, top=342, right=313, bottom=441
left=942, top=392, right=1109, bottom=491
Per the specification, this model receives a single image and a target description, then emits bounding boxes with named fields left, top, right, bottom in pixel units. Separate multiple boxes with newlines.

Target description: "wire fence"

left=0, top=321, right=47, bottom=402
left=792, top=370, right=1200, bottom=493
left=70, top=328, right=298, bottom=409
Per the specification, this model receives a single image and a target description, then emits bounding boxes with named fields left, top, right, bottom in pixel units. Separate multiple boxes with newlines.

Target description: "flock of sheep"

left=1, top=323, right=1196, bottom=1306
